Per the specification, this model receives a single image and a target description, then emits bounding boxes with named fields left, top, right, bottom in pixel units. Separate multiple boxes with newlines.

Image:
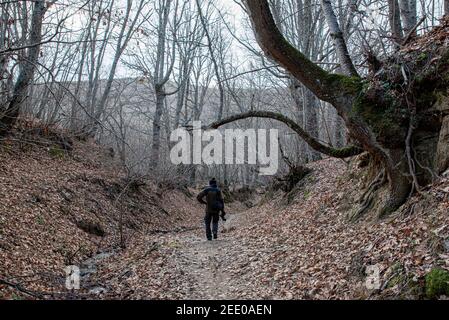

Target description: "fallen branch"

left=0, top=278, right=47, bottom=299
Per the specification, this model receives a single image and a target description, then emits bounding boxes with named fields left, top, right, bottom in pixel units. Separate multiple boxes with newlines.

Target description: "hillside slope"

left=95, top=158, right=448, bottom=300
left=209, top=159, right=449, bottom=299
left=0, top=125, right=203, bottom=299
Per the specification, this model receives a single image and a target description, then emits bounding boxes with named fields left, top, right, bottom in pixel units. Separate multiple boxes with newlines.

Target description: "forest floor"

left=1, top=122, right=449, bottom=300
left=74, top=207, right=281, bottom=300
left=85, top=159, right=449, bottom=300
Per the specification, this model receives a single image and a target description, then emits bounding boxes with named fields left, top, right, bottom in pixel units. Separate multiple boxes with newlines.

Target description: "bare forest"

left=1, top=0, right=449, bottom=301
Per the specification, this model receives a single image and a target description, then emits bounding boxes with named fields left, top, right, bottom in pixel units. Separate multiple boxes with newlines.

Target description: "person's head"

left=209, top=178, right=217, bottom=187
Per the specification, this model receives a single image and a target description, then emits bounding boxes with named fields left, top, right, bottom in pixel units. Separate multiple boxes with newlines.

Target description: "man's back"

left=197, top=178, right=224, bottom=240
left=197, top=185, right=223, bottom=214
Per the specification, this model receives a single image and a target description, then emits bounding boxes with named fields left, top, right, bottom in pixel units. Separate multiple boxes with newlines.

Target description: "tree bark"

left=243, top=0, right=347, bottom=108
left=320, top=0, right=359, bottom=77
left=303, top=87, right=322, bottom=161
left=241, top=0, right=449, bottom=217
left=150, top=85, right=166, bottom=167
left=149, top=0, right=176, bottom=167
left=0, top=1, right=47, bottom=134
left=207, top=110, right=363, bottom=158
left=399, top=0, right=417, bottom=36
left=87, top=0, right=146, bottom=137
left=195, top=0, right=224, bottom=120
left=388, top=0, right=404, bottom=44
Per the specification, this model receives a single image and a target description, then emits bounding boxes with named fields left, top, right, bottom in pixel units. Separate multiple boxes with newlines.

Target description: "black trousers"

left=204, top=212, right=219, bottom=239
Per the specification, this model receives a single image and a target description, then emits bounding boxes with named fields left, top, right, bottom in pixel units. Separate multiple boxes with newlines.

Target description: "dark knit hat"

left=209, top=178, right=217, bottom=186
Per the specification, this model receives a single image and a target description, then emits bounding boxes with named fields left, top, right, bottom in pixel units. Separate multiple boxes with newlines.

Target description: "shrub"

left=425, top=268, right=449, bottom=299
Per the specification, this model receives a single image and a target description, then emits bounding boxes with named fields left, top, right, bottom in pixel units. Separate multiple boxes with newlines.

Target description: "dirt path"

left=166, top=213, right=243, bottom=299
left=171, top=235, right=233, bottom=299
left=88, top=208, right=266, bottom=299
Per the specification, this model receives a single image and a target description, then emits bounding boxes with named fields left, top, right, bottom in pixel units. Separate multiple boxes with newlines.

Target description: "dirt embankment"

left=0, top=123, right=204, bottom=299
left=209, top=158, right=449, bottom=299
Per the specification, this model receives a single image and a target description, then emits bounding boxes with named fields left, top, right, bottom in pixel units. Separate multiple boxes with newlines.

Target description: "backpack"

left=207, top=187, right=224, bottom=211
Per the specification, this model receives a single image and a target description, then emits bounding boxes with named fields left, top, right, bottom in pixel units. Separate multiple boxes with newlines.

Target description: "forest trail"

left=76, top=158, right=449, bottom=300
left=157, top=212, right=252, bottom=300
left=169, top=232, right=234, bottom=299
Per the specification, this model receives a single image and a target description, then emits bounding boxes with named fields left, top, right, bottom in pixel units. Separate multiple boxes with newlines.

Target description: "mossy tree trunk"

left=213, top=0, right=449, bottom=217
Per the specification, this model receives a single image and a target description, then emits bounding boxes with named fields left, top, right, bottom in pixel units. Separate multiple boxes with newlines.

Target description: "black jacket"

left=197, top=186, right=224, bottom=214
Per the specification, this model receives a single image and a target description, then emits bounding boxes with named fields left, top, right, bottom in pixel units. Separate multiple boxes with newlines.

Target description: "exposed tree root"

left=405, top=114, right=420, bottom=196
left=348, top=169, right=386, bottom=221
left=377, top=192, right=409, bottom=218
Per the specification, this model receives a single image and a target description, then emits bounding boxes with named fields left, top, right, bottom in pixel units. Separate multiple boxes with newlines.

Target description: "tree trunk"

left=388, top=0, right=404, bottom=43
left=0, top=1, right=47, bottom=134
left=239, top=0, right=449, bottom=217
left=445, top=0, right=449, bottom=16
left=399, top=0, right=417, bottom=36
left=334, top=113, right=346, bottom=148
left=320, top=0, right=358, bottom=77
left=303, top=88, right=322, bottom=161
left=150, top=85, right=165, bottom=167
left=87, top=0, right=145, bottom=137
left=195, top=0, right=224, bottom=121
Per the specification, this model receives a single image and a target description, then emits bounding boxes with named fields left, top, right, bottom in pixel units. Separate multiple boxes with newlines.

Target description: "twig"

left=401, top=16, right=427, bottom=46
left=0, top=278, right=47, bottom=299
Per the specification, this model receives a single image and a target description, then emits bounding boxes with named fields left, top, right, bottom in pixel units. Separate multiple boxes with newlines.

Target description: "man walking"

left=197, top=178, right=225, bottom=241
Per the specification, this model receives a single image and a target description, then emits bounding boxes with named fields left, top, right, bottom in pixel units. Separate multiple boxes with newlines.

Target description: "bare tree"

left=399, top=0, right=418, bottom=36
left=388, top=0, right=404, bottom=44
left=320, top=0, right=358, bottom=77
left=0, top=0, right=49, bottom=134
left=208, top=0, right=449, bottom=217
left=195, top=0, right=225, bottom=121
left=86, top=0, right=150, bottom=136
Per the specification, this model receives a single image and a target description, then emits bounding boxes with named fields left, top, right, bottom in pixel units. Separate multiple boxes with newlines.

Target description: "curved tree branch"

left=207, top=111, right=363, bottom=159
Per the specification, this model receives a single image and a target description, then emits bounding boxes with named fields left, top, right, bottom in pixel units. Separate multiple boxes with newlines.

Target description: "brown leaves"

left=159, top=158, right=449, bottom=300
left=1, top=132, right=449, bottom=299
left=0, top=136, right=204, bottom=299
left=401, top=16, right=449, bottom=54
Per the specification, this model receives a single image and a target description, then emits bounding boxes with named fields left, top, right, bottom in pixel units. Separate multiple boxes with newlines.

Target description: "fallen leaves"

left=0, top=136, right=204, bottom=299
left=1, top=132, right=449, bottom=300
